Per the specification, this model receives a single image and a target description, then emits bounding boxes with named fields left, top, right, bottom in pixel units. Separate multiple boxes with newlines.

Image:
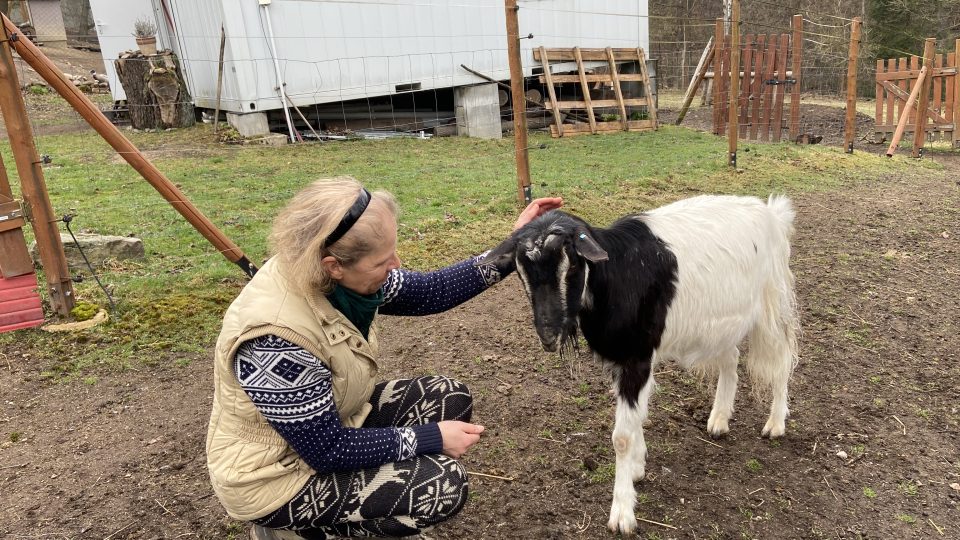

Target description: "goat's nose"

left=540, top=340, right=558, bottom=353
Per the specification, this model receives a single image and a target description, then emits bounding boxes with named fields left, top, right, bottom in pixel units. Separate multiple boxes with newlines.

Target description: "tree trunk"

left=115, top=51, right=195, bottom=130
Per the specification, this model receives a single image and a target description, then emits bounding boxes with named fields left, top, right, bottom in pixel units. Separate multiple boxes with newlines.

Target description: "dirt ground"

left=2, top=49, right=959, bottom=539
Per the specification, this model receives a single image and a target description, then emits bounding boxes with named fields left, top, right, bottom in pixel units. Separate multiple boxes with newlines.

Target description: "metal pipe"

left=259, top=0, right=297, bottom=143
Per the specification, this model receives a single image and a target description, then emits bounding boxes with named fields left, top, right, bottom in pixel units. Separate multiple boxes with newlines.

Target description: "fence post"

left=789, top=14, right=803, bottom=141
left=727, top=0, right=740, bottom=166
left=504, top=0, right=531, bottom=204
left=955, top=39, right=960, bottom=148
left=712, top=19, right=724, bottom=134
left=0, top=28, right=75, bottom=315
left=843, top=17, right=862, bottom=153
left=912, top=38, right=936, bottom=158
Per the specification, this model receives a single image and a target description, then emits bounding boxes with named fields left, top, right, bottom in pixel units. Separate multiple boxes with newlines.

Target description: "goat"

left=481, top=194, right=798, bottom=535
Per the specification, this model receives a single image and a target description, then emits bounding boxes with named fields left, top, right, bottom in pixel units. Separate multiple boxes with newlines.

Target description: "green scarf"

left=326, top=285, right=383, bottom=340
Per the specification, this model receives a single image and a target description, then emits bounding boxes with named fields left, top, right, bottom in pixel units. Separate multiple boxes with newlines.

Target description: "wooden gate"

left=874, top=41, right=959, bottom=147
left=533, top=47, right=657, bottom=137
left=712, top=26, right=802, bottom=142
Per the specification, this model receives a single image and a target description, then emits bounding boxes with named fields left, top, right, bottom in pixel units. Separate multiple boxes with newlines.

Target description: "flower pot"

left=135, top=36, right=157, bottom=56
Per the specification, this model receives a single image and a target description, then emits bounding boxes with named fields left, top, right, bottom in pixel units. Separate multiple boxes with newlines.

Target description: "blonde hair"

left=269, top=176, right=397, bottom=294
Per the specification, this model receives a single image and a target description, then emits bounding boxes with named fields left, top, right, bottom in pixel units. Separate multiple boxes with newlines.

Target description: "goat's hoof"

left=607, top=510, right=637, bottom=536
left=706, top=415, right=731, bottom=437
left=761, top=419, right=785, bottom=438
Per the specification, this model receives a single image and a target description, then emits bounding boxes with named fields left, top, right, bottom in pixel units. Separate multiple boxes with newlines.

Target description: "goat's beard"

left=555, top=318, right=582, bottom=359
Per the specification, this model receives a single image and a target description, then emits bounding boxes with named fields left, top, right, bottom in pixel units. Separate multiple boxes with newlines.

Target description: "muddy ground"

left=1, top=47, right=959, bottom=540
left=3, top=159, right=959, bottom=540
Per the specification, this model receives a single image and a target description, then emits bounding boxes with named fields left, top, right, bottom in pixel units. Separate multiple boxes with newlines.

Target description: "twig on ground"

left=575, top=511, right=591, bottom=533
left=822, top=475, right=841, bottom=502
left=748, top=487, right=765, bottom=496
left=467, top=471, right=514, bottom=481
left=155, top=498, right=173, bottom=516
left=928, top=518, right=944, bottom=536
left=103, top=521, right=134, bottom=540
left=892, top=415, right=907, bottom=435
left=0, top=462, right=29, bottom=471
left=537, top=436, right=563, bottom=444
left=1, top=352, right=10, bottom=371
left=695, top=436, right=724, bottom=449
left=811, top=440, right=818, bottom=455
left=845, top=453, right=866, bottom=467
left=637, top=517, right=677, bottom=530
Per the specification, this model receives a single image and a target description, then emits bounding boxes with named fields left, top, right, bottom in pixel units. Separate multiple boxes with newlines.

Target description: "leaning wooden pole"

left=843, top=17, right=862, bottom=153
left=912, top=38, right=936, bottom=158
left=0, top=28, right=74, bottom=315
left=887, top=66, right=927, bottom=157
left=504, top=0, right=531, bottom=204
left=727, top=0, right=740, bottom=167
left=1, top=14, right=257, bottom=277
left=675, top=38, right=713, bottom=125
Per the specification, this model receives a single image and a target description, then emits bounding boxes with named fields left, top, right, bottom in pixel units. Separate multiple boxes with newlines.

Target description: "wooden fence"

left=712, top=24, right=802, bottom=142
left=875, top=40, right=959, bottom=147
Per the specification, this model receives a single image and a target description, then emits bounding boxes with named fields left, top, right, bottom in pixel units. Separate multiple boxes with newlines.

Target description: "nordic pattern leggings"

left=252, top=376, right=473, bottom=538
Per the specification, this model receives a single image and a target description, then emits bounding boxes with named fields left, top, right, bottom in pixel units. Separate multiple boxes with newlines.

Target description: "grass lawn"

left=0, top=120, right=941, bottom=377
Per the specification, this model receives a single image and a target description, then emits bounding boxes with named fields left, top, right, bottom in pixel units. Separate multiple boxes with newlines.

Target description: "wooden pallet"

left=533, top=47, right=657, bottom=137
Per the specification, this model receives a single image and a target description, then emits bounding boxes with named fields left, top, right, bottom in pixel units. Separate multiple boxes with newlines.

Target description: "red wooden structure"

left=0, top=272, right=44, bottom=333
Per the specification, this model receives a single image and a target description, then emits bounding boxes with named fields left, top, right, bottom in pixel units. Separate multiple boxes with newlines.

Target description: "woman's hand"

left=437, top=420, right=485, bottom=458
left=513, top=197, right=564, bottom=231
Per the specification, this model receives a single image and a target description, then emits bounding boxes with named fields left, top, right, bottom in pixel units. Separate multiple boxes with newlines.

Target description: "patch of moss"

left=70, top=301, right=100, bottom=322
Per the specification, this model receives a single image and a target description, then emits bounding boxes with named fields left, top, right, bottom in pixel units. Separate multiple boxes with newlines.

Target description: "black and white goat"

left=482, top=194, right=799, bottom=535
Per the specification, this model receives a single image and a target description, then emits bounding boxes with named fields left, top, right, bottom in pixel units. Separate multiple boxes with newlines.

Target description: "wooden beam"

left=750, top=34, right=767, bottom=140
left=913, top=38, right=936, bottom=157
left=534, top=48, right=648, bottom=62
left=1, top=14, right=258, bottom=278
left=573, top=47, right=597, bottom=133
left=0, top=27, right=74, bottom=314
left=843, top=17, right=862, bottom=153
left=605, top=47, right=629, bottom=130
left=636, top=47, right=657, bottom=128
left=675, top=38, right=713, bottom=125
left=536, top=47, right=565, bottom=137
left=540, top=74, right=647, bottom=83
left=504, top=0, right=530, bottom=202
left=0, top=152, right=33, bottom=279
left=888, top=66, right=927, bottom=156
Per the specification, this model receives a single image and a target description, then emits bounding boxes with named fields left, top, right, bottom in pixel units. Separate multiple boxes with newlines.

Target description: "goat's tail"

left=745, top=196, right=799, bottom=401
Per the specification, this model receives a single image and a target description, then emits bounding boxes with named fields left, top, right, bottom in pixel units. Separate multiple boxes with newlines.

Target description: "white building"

left=90, top=0, right=651, bottom=137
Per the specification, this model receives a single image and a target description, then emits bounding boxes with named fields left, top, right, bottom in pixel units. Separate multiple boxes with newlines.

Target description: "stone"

left=30, top=233, right=144, bottom=270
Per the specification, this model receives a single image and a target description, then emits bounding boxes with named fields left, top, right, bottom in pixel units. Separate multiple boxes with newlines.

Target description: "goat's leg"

left=607, top=364, right=654, bottom=535
left=707, top=347, right=740, bottom=437
left=761, top=347, right=791, bottom=437
left=747, top=324, right=794, bottom=438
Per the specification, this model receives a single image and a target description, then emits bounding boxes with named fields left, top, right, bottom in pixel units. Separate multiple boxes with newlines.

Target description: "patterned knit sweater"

left=235, top=255, right=505, bottom=474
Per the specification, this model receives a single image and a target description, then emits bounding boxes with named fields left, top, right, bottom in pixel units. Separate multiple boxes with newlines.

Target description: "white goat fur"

left=606, top=194, right=798, bottom=534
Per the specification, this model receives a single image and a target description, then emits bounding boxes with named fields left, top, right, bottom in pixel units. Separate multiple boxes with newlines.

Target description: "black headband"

left=324, top=188, right=371, bottom=248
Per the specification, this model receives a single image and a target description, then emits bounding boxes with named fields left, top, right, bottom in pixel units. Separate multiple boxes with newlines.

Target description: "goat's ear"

left=477, top=235, right=518, bottom=266
left=574, top=230, right=608, bottom=262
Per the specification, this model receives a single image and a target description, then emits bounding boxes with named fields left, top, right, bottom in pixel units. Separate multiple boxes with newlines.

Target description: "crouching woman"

left=206, top=177, right=560, bottom=539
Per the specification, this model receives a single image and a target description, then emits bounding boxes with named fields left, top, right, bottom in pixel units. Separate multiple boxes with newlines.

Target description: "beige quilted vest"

left=206, top=258, right=380, bottom=520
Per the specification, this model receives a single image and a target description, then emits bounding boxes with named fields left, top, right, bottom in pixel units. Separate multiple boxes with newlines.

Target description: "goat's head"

left=482, top=211, right=608, bottom=353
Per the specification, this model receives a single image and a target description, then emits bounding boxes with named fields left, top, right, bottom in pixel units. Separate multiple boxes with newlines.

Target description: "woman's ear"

left=321, top=255, right=344, bottom=280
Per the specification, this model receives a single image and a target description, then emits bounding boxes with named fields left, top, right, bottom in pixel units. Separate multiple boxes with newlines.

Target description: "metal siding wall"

left=128, top=0, right=649, bottom=112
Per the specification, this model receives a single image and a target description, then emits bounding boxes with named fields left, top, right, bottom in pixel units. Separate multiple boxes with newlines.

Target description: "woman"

left=206, top=177, right=561, bottom=539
